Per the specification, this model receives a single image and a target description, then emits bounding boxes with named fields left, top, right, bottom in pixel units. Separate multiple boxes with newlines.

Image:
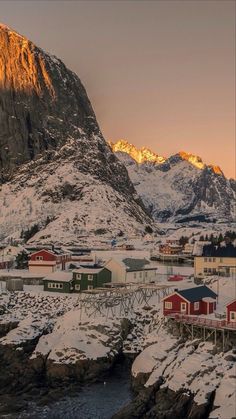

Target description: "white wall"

left=29, top=265, right=54, bottom=275
left=105, top=259, right=126, bottom=282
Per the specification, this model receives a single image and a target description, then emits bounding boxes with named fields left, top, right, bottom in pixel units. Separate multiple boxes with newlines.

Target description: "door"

left=180, top=302, right=187, bottom=313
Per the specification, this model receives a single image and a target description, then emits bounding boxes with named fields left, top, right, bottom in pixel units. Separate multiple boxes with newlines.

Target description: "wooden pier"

left=167, top=313, right=236, bottom=350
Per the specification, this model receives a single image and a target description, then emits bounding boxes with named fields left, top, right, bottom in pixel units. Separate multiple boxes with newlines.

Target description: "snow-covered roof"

left=202, top=297, right=216, bottom=303
left=108, top=255, right=156, bottom=272
left=43, top=271, right=73, bottom=282
left=73, top=267, right=105, bottom=274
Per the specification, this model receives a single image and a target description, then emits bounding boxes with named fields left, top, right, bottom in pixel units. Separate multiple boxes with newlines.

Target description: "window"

left=139, top=272, right=142, bottom=278
left=165, top=301, right=172, bottom=309
left=209, top=258, right=212, bottom=262
left=181, top=302, right=187, bottom=312
left=213, top=258, right=216, bottom=262
left=75, top=284, right=80, bottom=291
left=194, top=302, right=199, bottom=311
left=36, top=256, right=43, bottom=260
left=144, top=271, right=148, bottom=278
left=134, top=272, right=137, bottom=279
left=88, top=274, right=93, bottom=281
left=230, top=312, right=236, bottom=321
left=76, top=273, right=81, bottom=280
left=88, top=285, right=93, bottom=290
left=204, top=258, right=207, bottom=262
left=204, top=268, right=207, bottom=273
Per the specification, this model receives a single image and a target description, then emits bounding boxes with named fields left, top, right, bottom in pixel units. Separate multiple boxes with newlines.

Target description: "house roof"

left=226, top=299, right=236, bottom=307
left=43, top=271, right=73, bottom=282
left=30, top=249, right=56, bottom=257
left=202, top=243, right=236, bottom=258
left=121, top=257, right=156, bottom=272
left=177, top=286, right=217, bottom=303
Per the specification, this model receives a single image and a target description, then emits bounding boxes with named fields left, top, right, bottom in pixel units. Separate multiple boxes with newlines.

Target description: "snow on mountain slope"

left=0, top=139, right=154, bottom=244
left=111, top=141, right=236, bottom=224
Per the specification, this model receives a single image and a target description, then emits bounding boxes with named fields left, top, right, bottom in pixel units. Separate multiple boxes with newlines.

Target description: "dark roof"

left=122, top=258, right=155, bottom=272
left=177, top=285, right=217, bottom=303
left=202, top=243, right=236, bottom=258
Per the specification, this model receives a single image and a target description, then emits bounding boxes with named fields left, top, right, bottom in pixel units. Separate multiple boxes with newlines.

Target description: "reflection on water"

left=19, top=363, right=132, bottom=419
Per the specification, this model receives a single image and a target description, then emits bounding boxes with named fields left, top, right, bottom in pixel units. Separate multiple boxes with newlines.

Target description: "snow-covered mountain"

left=110, top=140, right=236, bottom=224
left=0, top=24, right=153, bottom=243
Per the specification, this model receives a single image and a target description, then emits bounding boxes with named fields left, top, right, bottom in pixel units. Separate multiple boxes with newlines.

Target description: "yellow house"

left=194, top=244, right=236, bottom=278
left=195, top=256, right=236, bottom=277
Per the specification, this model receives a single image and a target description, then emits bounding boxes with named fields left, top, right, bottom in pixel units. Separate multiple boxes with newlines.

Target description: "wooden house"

left=226, top=300, right=236, bottom=323
left=28, top=249, right=71, bottom=274
left=72, top=266, right=111, bottom=292
left=163, top=285, right=217, bottom=316
left=105, top=256, right=157, bottom=283
left=43, top=271, right=73, bottom=293
left=194, top=243, right=236, bottom=278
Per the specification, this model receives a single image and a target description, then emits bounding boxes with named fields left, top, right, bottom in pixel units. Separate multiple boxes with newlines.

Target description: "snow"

left=32, top=312, right=122, bottom=363
left=43, top=271, right=73, bottom=282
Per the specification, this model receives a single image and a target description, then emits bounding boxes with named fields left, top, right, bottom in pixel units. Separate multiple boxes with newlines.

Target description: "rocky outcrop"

left=0, top=25, right=135, bottom=195
left=113, top=385, right=215, bottom=419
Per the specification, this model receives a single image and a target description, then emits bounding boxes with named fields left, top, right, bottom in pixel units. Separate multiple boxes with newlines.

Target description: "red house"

left=28, top=249, right=71, bottom=275
left=226, top=300, right=236, bottom=324
left=163, top=285, right=217, bottom=316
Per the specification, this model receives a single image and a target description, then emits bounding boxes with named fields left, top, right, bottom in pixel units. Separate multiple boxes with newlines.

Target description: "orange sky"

left=1, top=0, right=235, bottom=178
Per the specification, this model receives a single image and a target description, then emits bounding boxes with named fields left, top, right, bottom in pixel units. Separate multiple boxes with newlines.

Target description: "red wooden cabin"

left=163, top=285, right=217, bottom=316
left=226, top=300, right=236, bottom=323
left=29, top=249, right=70, bottom=274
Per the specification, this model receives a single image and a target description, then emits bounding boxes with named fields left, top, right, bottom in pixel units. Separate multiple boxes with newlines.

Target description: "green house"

left=72, top=267, right=111, bottom=292
left=43, top=271, right=73, bottom=293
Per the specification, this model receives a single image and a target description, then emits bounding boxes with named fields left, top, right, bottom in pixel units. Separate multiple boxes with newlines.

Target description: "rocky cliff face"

left=111, top=141, right=236, bottom=224
left=0, top=24, right=153, bottom=242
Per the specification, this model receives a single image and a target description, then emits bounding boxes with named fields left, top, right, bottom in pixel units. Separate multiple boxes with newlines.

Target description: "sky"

left=0, top=0, right=235, bottom=178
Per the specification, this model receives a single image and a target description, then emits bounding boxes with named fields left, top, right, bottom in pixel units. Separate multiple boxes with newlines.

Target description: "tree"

left=145, top=225, right=153, bottom=234
left=15, top=251, right=29, bottom=269
left=21, top=224, right=40, bottom=242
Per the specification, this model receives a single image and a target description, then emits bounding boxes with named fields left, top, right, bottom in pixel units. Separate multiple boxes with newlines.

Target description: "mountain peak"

left=109, top=140, right=166, bottom=164
left=178, top=151, right=205, bottom=170
left=178, top=151, right=224, bottom=175
left=0, top=23, right=55, bottom=97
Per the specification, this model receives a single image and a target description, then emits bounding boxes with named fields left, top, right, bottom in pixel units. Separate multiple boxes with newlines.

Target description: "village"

left=0, top=232, right=236, bottom=339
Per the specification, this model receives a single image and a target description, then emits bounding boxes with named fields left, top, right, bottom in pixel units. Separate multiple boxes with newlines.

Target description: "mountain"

left=0, top=25, right=154, bottom=243
left=110, top=140, right=236, bottom=224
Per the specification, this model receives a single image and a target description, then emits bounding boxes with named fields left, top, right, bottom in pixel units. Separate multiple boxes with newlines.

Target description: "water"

left=17, top=362, right=132, bottom=419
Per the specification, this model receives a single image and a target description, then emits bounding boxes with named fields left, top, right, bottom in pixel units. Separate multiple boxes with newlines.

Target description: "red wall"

left=30, top=250, right=56, bottom=262
left=227, top=301, right=236, bottom=322
left=200, top=301, right=216, bottom=315
left=163, top=293, right=190, bottom=315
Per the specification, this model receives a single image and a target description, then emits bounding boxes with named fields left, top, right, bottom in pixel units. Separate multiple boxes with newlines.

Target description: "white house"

left=0, top=245, right=26, bottom=269
left=105, top=256, right=158, bottom=283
